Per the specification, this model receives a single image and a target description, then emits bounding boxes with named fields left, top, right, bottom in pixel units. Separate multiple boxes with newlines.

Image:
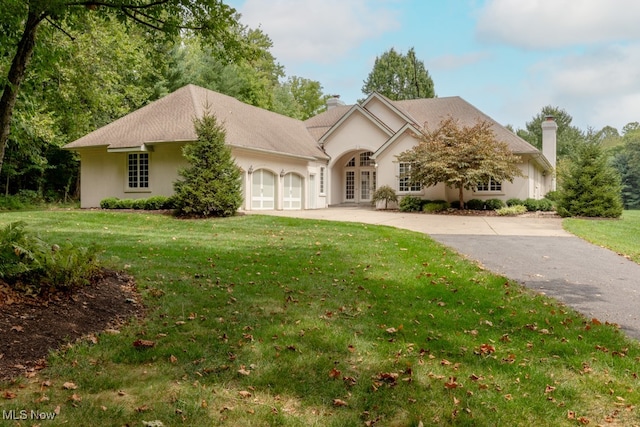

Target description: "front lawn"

left=564, top=210, right=640, bottom=264
left=1, top=211, right=639, bottom=426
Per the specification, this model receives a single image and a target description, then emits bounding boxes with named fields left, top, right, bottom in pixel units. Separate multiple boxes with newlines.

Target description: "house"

left=64, top=84, right=556, bottom=210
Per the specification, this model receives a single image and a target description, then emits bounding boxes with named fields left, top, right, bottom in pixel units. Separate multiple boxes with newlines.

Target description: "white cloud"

left=235, top=0, right=400, bottom=64
left=532, top=44, right=640, bottom=129
left=476, top=0, right=640, bottom=49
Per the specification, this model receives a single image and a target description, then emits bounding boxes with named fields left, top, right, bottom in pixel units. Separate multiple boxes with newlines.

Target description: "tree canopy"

left=361, top=47, right=435, bottom=100
left=397, top=117, right=523, bottom=208
left=0, top=0, right=245, bottom=177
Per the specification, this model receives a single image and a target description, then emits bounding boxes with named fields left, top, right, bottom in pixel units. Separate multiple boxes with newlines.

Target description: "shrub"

left=450, top=200, right=463, bottom=210
left=132, top=198, right=147, bottom=210
left=536, top=198, right=555, bottom=212
left=485, top=198, right=505, bottom=210
left=100, top=197, right=119, bottom=209
left=466, top=199, right=485, bottom=210
left=143, top=196, right=170, bottom=210
left=496, top=205, right=527, bottom=216
left=0, top=222, right=100, bottom=294
left=523, top=198, right=539, bottom=212
left=422, top=201, right=449, bottom=213
left=544, top=190, right=559, bottom=202
left=399, top=195, right=423, bottom=212
left=371, top=185, right=398, bottom=209
left=506, top=198, right=524, bottom=207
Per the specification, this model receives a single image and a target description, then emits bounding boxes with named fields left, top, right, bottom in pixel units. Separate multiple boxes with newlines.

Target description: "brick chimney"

left=326, top=95, right=345, bottom=110
left=541, top=115, right=557, bottom=191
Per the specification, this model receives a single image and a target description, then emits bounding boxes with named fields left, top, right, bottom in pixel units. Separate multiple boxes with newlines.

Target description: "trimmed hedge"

left=100, top=196, right=176, bottom=210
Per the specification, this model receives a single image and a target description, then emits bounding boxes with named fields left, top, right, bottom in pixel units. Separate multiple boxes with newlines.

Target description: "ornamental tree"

left=173, top=113, right=242, bottom=217
left=397, top=117, right=523, bottom=208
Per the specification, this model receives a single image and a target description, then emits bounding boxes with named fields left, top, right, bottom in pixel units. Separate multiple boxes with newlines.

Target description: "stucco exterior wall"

left=76, top=143, right=327, bottom=210
left=364, top=98, right=406, bottom=131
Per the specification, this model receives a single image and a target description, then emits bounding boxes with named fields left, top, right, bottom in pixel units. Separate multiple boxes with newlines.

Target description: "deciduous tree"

left=0, top=0, right=243, bottom=176
left=398, top=117, right=523, bottom=208
left=362, top=47, right=435, bottom=100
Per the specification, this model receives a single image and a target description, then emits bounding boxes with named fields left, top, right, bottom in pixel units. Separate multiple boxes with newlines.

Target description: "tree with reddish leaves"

left=398, top=117, right=523, bottom=208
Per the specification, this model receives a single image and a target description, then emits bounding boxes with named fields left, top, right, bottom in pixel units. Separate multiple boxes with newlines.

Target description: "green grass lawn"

left=564, top=210, right=640, bottom=264
left=1, top=211, right=639, bottom=426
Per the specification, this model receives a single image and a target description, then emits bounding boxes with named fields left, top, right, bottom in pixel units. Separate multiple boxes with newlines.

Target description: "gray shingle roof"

left=304, top=95, right=539, bottom=155
left=64, top=85, right=328, bottom=160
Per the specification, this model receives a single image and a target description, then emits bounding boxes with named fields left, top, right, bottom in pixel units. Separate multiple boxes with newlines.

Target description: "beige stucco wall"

left=76, top=144, right=187, bottom=208
left=364, top=98, right=406, bottom=131
left=75, top=143, right=327, bottom=210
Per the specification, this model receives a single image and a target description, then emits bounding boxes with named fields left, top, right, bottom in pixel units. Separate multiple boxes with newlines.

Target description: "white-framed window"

left=476, top=178, right=502, bottom=192
left=319, top=167, right=325, bottom=194
left=127, top=153, right=149, bottom=189
left=398, top=162, right=420, bottom=192
left=359, top=151, right=374, bottom=166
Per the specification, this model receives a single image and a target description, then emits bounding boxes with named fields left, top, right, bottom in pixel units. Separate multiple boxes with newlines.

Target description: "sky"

left=225, top=0, right=640, bottom=133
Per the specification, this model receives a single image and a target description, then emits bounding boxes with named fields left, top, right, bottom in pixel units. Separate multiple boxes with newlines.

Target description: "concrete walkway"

left=249, top=207, right=640, bottom=340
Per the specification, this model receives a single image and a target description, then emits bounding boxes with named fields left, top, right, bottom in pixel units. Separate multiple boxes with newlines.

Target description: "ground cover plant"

left=564, top=210, right=640, bottom=264
left=0, top=211, right=639, bottom=426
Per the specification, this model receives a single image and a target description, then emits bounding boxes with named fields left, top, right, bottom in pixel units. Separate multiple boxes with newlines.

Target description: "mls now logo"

left=3, top=410, right=57, bottom=420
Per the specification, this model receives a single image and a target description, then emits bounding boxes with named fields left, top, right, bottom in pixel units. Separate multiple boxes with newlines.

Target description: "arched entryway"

left=336, top=150, right=377, bottom=204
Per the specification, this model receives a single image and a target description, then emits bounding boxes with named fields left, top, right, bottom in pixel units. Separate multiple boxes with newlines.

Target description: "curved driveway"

left=251, top=207, right=640, bottom=340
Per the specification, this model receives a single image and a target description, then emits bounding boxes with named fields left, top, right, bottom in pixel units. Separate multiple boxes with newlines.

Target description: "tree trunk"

left=458, top=185, right=464, bottom=209
left=0, top=11, right=45, bottom=176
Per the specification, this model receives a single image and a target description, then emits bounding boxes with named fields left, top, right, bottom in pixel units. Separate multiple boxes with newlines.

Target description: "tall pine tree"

left=173, top=112, right=242, bottom=217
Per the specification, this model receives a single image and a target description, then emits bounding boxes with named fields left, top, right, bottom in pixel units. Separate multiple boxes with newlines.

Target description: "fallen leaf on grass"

left=329, top=368, right=341, bottom=379
left=332, top=398, right=348, bottom=407
left=444, top=377, right=459, bottom=389
left=69, top=393, right=82, bottom=402
left=133, top=339, right=156, bottom=348
left=238, top=366, right=251, bottom=376
left=2, top=390, right=17, bottom=399
left=238, top=390, right=252, bottom=398
left=169, top=355, right=178, bottom=364
left=63, top=382, right=77, bottom=390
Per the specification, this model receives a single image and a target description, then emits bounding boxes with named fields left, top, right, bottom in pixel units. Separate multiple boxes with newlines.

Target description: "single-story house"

left=64, top=84, right=557, bottom=210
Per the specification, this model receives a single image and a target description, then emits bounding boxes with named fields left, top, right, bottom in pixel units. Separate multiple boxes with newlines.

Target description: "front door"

left=360, top=170, right=372, bottom=202
left=345, top=170, right=355, bottom=201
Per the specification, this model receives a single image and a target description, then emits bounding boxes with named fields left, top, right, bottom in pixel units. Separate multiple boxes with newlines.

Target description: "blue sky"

left=226, top=0, right=640, bottom=132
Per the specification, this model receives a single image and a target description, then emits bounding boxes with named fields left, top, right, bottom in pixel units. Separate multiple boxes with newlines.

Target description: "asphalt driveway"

left=251, top=207, right=640, bottom=339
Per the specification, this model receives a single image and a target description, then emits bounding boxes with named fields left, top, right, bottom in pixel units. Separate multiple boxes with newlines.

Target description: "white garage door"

left=283, top=173, right=302, bottom=210
left=251, top=169, right=275, bottom=209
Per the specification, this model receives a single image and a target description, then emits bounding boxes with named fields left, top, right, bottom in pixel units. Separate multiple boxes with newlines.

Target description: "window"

left=128, top=153, right=149, bottom=189
left=398, top=162, right=420, bottom=192
left=346, top=157, right=356, bottom=167
left=476, top=178, right=502, bottom=192
left=319, top=167, right=325, bottom=194
left=359, top=151, right=374, bottom=166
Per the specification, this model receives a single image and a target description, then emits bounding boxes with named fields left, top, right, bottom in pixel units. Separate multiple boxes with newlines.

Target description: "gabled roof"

left=393, top=97, right=539, bottom=155
left=305, top=95, right=540, bottom=156
left=64, top=85, right=328, bottom=161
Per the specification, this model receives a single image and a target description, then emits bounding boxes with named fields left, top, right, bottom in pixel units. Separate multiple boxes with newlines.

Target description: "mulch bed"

left=0, top=270, right=143, bottom=381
